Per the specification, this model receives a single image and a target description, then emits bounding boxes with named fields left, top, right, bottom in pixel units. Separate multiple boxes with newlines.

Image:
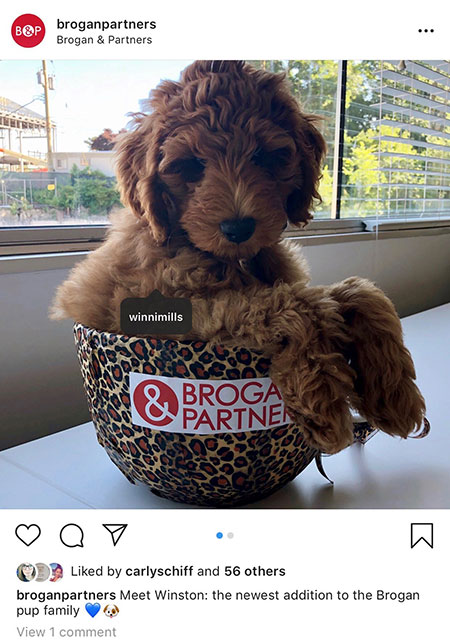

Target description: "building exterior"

left=0, top=97, right=53, bottom=170
left=52, top=151, right=116, bottom=177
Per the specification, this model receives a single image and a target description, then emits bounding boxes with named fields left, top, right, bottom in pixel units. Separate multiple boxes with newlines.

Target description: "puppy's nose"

left=220, top=217, right=256, bottom=243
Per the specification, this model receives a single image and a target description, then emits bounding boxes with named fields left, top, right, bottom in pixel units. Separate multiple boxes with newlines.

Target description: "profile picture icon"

left=49, top=563, right=63, bottom=582
left=35, top=563, right=51, bottom=582
left=17, top=563, right=36, bottom=582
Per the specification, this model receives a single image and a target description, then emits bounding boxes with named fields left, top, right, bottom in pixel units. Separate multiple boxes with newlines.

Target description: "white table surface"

left=1, top=303, right=449, bottom=509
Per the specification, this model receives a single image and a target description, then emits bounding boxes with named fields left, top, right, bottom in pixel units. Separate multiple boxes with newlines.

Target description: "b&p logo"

left=11, top=14, right=46, bottom=48
left=133, top=379, right=179, bottom=428
left=130, top=373, right=291, bottom=434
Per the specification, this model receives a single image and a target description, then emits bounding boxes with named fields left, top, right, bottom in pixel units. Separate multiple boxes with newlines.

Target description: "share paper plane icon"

left=103, top=524, right=128, bottom=546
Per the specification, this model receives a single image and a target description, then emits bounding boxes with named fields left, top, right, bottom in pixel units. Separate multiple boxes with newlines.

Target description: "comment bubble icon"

left=60, top=523, right=84, bottom=548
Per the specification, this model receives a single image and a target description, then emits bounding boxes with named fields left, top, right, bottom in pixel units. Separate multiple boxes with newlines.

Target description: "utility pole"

left=42, top=60, right=53, bottom=171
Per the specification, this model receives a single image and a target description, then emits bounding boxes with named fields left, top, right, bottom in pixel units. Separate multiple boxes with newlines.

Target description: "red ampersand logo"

left=11, top=15, right=46, bottom=48
left=133, top=380, right=179, bottom=427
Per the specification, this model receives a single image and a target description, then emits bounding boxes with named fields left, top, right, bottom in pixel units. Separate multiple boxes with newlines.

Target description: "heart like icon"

left=15, top=524, right=41, bottom=546
left=85, top=603, right=101, bottom=618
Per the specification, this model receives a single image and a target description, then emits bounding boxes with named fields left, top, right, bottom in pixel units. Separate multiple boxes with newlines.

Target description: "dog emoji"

left=103, top=604, right=119, bottom=618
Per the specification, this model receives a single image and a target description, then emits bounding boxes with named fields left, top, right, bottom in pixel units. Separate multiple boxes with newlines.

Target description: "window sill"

left=0, top=225, right=107, bottom=256
left=288, top=216, right=450, bottom=245
left=0, top=251, right=90, bottom=274
left=0, top=217, right=449, bottom=266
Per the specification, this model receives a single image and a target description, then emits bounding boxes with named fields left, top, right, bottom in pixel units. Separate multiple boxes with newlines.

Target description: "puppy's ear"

left=114, top=126, right=146, bottom=219
left=287, top=114, right=327, bottom=226
left=115, top=78, right=183, bottom=245
left=115, top=122, right=171, bottom=245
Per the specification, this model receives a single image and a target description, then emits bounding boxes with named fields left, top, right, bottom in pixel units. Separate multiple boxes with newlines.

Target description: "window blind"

left=372, top=60, right=450, bottom=219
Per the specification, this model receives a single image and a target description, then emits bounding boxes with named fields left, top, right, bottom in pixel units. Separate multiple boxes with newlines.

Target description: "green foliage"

left=32, top=166, right=121, bottom=216
left=32, top=188, right=57, bottom=207
left=56, top=185, right=76, bottom=210
left=10, top=196, right=29, bottom=217
left=76, top=176, right=121, bottom=214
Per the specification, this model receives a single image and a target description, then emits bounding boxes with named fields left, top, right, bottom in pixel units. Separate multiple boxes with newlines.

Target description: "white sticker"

left=129, top=373, right=291, bottom=434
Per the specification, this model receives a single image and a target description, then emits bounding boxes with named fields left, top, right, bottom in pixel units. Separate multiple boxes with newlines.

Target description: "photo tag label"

left=120, top=290, right=192, bottom=335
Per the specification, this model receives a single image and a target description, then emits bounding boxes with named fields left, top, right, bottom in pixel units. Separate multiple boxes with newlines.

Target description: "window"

left=255, top=60, right=450, bottom=220
left=341, top=60, right=450, bottom=219
left=0, top=59, right=449, bottom=233
left=250, top=61, right=339, bottom=218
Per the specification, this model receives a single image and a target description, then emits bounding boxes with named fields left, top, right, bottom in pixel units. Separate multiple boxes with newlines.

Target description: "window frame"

left=1, top=216, right=450, bottom=259
left=0, top=224, right=107, bottom=255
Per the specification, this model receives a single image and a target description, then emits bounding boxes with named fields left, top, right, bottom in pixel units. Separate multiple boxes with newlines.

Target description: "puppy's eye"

left=166, top=157, right=205, bottom=183
left=252, top=147, right=290, bottom=173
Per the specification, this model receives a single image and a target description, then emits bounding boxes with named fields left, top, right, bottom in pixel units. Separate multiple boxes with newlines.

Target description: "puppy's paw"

left=287, top=396, right=355, bottom=454
left=365, top=375, right=426, bottom=440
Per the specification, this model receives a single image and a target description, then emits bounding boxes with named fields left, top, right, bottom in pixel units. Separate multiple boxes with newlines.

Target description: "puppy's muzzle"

left=220, top=217, right=256, bottom=243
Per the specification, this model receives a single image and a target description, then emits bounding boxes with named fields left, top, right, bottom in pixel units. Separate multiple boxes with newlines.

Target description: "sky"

left=0, top=60, right=193, bottom=154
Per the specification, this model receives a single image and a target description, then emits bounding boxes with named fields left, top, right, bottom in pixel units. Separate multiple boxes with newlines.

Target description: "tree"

left=85, top=128, right=127, bottom=151
left=76, top=176, right=121, bottom=214
left=32, top=166, right=121, bottom=217
left=70, top=165, right=121, bottom=214
left=56, top=185, right=76, bottom=214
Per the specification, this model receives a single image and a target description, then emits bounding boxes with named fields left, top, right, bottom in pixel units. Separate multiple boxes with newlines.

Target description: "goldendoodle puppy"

left=51, top=60, right=425, bottom=454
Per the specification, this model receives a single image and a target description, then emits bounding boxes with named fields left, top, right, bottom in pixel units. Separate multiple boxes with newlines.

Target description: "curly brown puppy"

left=51, top=60, right=425, bottom=454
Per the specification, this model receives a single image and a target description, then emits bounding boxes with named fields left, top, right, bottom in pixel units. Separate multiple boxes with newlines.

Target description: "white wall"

left=1, top=230, right=449, bottom=450
left=303, top=233, right=450, bottom=316
left=53, top=152, right=115, bottom=176
left=0, top=268, right=90, bottom=450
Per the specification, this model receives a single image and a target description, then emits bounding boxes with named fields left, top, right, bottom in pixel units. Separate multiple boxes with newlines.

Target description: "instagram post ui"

left=0, top=1, right=449, bottom=641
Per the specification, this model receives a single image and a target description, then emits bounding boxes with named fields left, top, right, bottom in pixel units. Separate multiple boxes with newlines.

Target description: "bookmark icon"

left=410, top=523, right=433, bottom=549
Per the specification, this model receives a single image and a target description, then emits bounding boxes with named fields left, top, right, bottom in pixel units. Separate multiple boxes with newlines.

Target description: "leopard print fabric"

left=74, top=324, right=375, bottom=507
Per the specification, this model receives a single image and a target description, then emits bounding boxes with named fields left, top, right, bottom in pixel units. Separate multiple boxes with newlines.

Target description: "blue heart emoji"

left=85, top=603, right=101, bottom=618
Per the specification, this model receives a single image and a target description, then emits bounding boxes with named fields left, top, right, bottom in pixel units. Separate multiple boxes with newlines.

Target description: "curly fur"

left=51, top=60, right=425, bottom=454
